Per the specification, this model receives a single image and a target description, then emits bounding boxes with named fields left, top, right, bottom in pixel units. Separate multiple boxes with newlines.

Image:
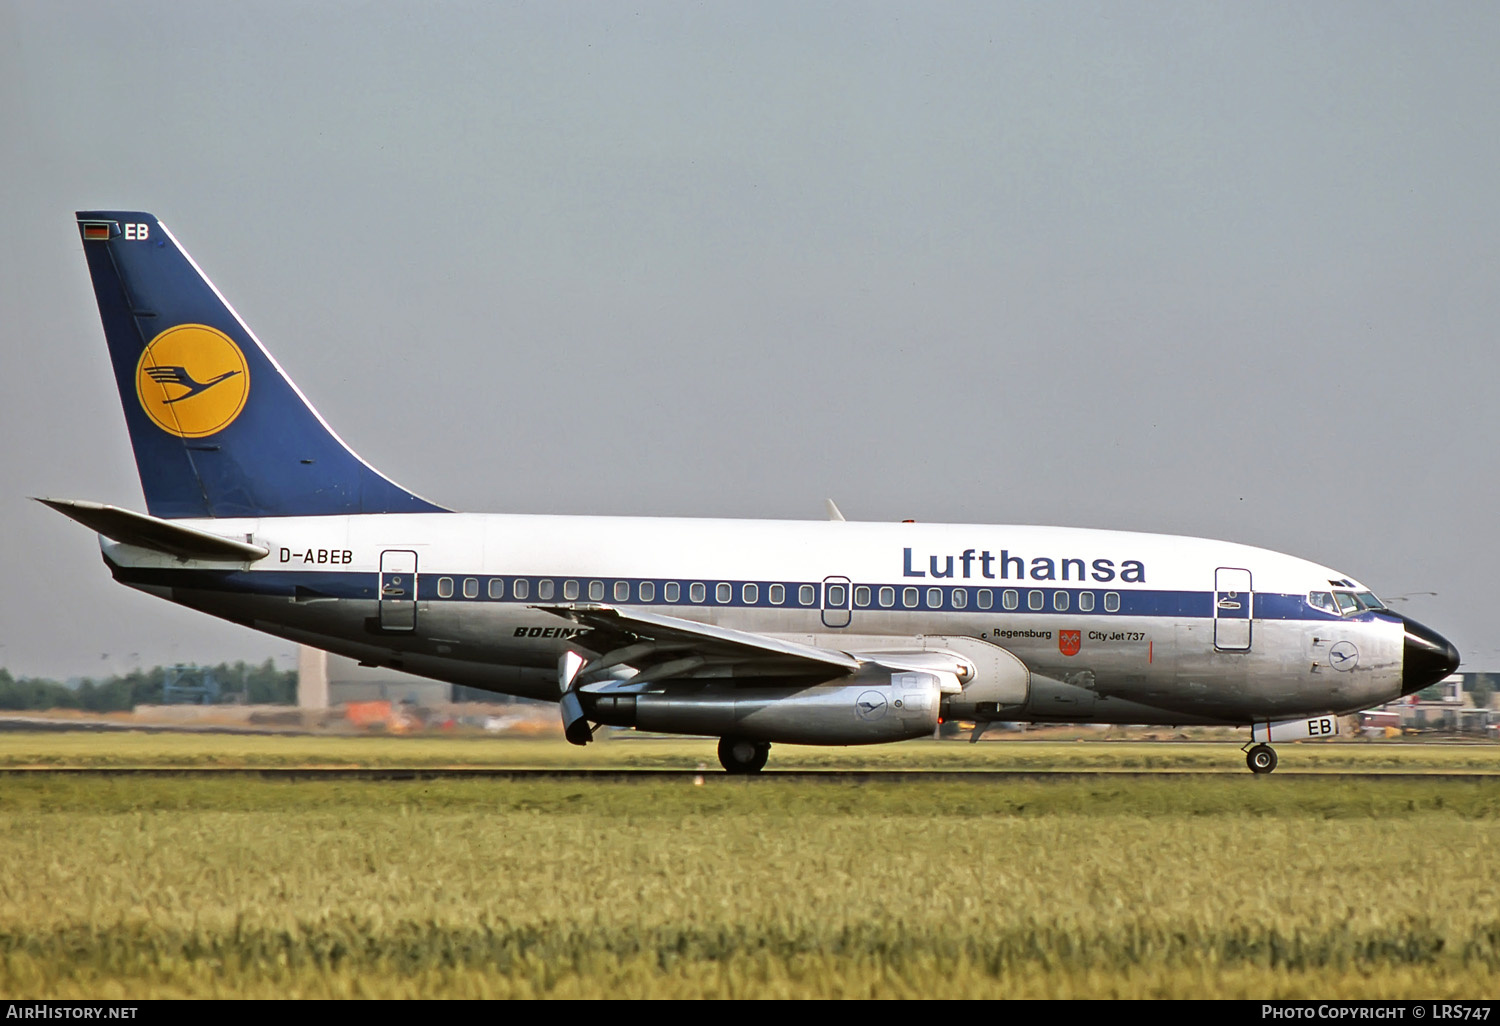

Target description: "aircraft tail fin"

left=74, top=211, right=448, bottom=519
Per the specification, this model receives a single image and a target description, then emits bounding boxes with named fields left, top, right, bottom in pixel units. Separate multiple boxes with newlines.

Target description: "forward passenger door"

left=1214, top=567, right=1252, bottom=652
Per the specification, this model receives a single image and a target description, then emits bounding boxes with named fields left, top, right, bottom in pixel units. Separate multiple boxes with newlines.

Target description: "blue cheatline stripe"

left=108, top=563, right=1377, bottom=624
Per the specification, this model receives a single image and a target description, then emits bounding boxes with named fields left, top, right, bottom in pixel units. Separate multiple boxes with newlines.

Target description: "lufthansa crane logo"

left=855, top=690, right=889, bottom=721
left=135, top=324, right=250, bottom=438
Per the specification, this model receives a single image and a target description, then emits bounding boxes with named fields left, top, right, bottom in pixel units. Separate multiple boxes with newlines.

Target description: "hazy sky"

left=2, top=2, right=1497, bottom=679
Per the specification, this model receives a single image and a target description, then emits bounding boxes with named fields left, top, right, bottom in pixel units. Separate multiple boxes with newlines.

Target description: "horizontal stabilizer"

left=35, top=498, right=269, bottom=562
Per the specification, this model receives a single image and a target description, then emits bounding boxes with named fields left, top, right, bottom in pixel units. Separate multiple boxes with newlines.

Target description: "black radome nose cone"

left=1399, top=615, right=1461, bottom=696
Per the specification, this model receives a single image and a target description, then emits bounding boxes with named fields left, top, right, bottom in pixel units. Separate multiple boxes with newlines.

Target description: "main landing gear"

left=718, top=736, right=770, bottom=774
left=1244, top=743, right=1278, bottom=775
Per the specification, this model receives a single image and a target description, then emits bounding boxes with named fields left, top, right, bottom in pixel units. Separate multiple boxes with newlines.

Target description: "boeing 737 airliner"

left=44, top=211, right=1460, bottom=773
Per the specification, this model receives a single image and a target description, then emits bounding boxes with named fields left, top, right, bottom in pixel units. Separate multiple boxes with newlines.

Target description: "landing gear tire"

left=1246, top=744, right=1278, bottom=774
left=718, top=737, right=770, bottom=774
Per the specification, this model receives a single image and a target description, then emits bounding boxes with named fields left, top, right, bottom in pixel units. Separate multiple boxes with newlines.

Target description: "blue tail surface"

left=76, top=212, right=448, bottom=519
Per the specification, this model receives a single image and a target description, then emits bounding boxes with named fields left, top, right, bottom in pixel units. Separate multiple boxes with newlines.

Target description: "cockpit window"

left=1314, top=589, right=1384, bottom=615
left=1308, top=591, right=1336, bottom=613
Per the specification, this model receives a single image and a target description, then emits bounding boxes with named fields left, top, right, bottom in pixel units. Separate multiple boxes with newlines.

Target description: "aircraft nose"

left=1397, top=614, right=1461, bottom=696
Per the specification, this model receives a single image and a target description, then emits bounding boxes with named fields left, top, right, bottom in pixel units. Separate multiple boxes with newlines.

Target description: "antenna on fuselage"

left=825, top=499, right=846, bottom=522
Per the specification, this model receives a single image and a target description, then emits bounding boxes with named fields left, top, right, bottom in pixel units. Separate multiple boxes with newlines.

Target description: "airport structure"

left=297, top=646, right=452, bottom=708
left=1363, top=672, right=1499, bottom=736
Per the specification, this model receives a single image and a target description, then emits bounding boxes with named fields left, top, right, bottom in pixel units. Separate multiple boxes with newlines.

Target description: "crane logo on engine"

left=855, top=690, right=888, bottom=721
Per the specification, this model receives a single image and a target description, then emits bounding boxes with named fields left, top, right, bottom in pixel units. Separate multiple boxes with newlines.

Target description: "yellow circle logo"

left=135, top=324, right=250, bottom=438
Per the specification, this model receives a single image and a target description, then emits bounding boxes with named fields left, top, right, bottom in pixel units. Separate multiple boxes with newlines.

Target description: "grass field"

left=2, top=730, right=1499, bottom=773
left=3, top=742, right=1500, bottom=998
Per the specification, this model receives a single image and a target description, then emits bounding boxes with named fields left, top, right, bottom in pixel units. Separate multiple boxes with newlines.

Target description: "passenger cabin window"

left=589, top=580, right=604, bottom=601
left=1027, top=590, right=1044, bottom=611
left=615, top=581, right=631, bottom=602
left=827, top=584, right=847, bottom=606
left=690, top=582, right=706, bottom=603
left=854, top=586, right=871, bottom=607
left=1053, top=591, right=1068, bottom=612
left=926, top=587, right=942, bottom=608
left=769, top=583, right=785, bottom=605
left=744, top=583, right=759, bottom=604
left=462, top=578, right=478, bottom=599
left=977, top=589, right=993, bottom=610
left=952, top=588, right=967, bottom=610
left=716, top=582, right=732, bottom=603
left=1333, top=591, right=1360, bottom=615
left=437, top=577, right=454, bottom=598
left=1002, top=590, right=1018, bottom=610
left=798, top=584, right=816, bottom=606
left=879, top=586, right=895, bottom=608
left=538, top=579, right=555, bottom=600
left=488, top=579, right=504, bottom=599
left=1078, top=591, right=1094, bottom=612
left=639, top=581, right=655, bottom=602
left=563, top=580, right=578, bottom=600
left=513, top=579, right=529, bottom=600
left=664, top=582, right=680, bottom=603
left=1104, top=592, right=1120, bottom=612
left=1308, top=591, right=1336, bottom=614
left=903, top=587, right=918, bottom=608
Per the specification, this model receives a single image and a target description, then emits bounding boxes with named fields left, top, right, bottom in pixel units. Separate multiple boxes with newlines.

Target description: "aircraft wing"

left=532, top=603, right=860, bottom=687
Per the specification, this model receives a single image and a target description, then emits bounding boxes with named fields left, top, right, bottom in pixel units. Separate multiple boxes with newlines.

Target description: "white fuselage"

left=100, top=513, right=1411, bottom=726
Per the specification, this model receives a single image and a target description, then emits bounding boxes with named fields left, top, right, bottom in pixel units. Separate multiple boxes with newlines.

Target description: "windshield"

left=1327, top=590, right=1385, bottom=615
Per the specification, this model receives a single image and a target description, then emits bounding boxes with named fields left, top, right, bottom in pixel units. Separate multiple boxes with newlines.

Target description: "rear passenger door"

left=380, top=550, right=418, bottom=631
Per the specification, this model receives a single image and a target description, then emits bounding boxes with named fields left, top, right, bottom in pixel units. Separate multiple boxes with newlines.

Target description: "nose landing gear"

left=1244, top=743, right=1278, bottom=774
left=718, top=736, right=770, bottom=774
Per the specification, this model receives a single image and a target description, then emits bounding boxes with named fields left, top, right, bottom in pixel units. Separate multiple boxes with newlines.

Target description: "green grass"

left=2, top=730, right=1499, bottom=773
left=2, top=775, right=1499, bottom=998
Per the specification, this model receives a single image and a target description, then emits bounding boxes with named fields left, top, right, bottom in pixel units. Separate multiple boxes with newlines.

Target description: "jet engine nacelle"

left=778, top=633, right=1034, bottom=722
left=584, top=666, right=946, bottom=745
left=921, top=636, right=1032, bottom=720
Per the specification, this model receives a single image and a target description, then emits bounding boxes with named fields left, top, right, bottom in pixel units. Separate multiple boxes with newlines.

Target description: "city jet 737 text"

left=43, top=211, right=1460, bottom=774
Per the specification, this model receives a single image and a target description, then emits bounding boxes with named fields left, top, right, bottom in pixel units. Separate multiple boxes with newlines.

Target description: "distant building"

left=1363, top=672, right=1499, bottom=735
left=296, top=647, right=328, bottom=710
left=296, top=646, right=451, bottom=708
